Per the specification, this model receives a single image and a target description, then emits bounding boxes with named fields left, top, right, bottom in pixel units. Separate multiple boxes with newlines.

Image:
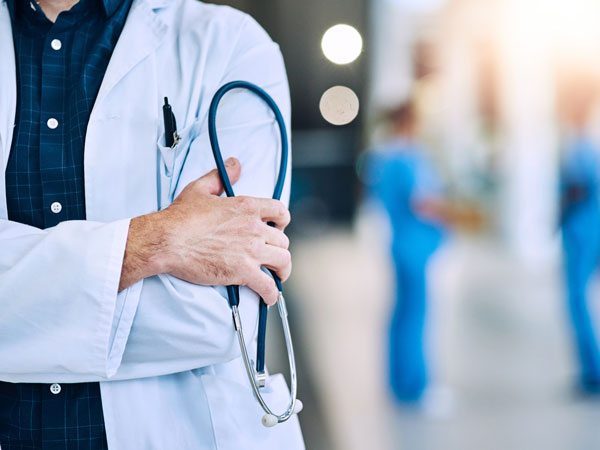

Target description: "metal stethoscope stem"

left=208, top=80, right=302, bottom=427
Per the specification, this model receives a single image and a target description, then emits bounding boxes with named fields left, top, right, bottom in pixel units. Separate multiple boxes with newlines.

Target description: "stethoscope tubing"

left=208, top=80, right=288, bottom=200
left=209, top=80, right=288, bottom=374
left=207, top=80, right=298, bottom=425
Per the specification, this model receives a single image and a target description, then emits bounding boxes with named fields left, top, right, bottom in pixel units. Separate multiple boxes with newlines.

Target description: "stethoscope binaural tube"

left=207, top=80, right=302, bottom=426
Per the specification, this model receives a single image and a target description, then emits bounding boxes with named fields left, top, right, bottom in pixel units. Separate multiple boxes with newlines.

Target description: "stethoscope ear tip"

left=261, top=399, right=303, bottom=428
left=262, top=414, right=279, bottom=427
left=293, top=399, right=304, bottom=414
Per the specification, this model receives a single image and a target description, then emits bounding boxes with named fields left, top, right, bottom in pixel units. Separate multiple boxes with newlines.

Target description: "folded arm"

left=0, top=14, right=291, bottom=383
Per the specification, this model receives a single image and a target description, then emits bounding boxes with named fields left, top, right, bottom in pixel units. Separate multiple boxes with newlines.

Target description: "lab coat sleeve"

left=0, top=13, right=291, bottom=383
left=0, top=218, right=132, bottom=379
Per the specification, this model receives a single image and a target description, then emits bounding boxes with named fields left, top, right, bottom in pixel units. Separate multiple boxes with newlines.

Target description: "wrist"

left=147, top=209, right=175, bottom=275
left=125, top=211, right=172, bottom=279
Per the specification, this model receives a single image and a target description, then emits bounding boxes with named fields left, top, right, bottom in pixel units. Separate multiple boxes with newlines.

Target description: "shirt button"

left=50, top=383, right=61, bottom=395
left=50, top=202, right=62, bottom=214
left=50, top=39, right=62, bottom=51
left=47, top=118, right=59, bottom=129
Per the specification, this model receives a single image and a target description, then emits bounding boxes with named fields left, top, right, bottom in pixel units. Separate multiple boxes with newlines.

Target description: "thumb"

left=196, top=157, right=242, bottom=196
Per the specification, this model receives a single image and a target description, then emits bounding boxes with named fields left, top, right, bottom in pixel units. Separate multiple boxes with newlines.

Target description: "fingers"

left=246, top=269, right=280, bottom=306
left=242, top=228, right=291, bottom=304
left=224, top=157, right=242, bottom=185
left=260, top=245, right=292, bottom=282
left=262, top=223, right=289, bottom=249
left=237, top=198, right=290, bottom=230
left=243, top=242, right=291, bottom=305
left=195, top=157, right=241, bottom=195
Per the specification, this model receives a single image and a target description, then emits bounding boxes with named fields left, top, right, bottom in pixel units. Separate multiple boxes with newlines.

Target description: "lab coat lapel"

left=83, top=0, right=168, bottom=220
left=93, top=0, right=168, bottom=109
left=0, top=0, right=17, bottom=172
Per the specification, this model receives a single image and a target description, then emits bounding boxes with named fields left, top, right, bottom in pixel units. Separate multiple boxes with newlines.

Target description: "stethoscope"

left=208, top=81, right=303, bottom=427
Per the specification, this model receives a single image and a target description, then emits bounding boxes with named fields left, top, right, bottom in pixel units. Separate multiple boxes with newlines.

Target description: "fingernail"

left=225, top=157, right=236, bottom=167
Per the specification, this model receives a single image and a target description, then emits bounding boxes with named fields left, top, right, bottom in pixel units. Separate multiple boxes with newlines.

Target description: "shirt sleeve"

left=0, top=13, right=291, bottom=383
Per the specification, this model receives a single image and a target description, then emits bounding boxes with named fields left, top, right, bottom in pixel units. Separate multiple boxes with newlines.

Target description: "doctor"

left=0, top=0, right=304, bottom=448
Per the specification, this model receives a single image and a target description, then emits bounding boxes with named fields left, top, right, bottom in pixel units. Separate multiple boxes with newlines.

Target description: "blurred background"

left=213, top=0, right=600, bottom=448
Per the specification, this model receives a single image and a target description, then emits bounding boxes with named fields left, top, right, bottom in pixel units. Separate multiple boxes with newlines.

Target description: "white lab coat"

left=0, top=0, right=304, bottom=447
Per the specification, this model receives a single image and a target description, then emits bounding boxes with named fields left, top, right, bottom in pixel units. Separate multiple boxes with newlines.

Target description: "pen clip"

left=170, top=131, right=181, bottom=149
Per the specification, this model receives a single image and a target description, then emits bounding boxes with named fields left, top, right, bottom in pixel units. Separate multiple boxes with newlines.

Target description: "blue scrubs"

left=366, top=142, right=445, bottom=403
left=560, top=135, right=600, bottom=390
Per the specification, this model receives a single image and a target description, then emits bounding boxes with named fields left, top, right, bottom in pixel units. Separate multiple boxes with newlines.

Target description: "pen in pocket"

left=162, top=97, right=180, bottom=148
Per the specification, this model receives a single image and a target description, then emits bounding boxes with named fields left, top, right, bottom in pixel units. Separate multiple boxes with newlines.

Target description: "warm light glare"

left=321, top=24, right=363, bottom=65
left=319, top=86, right=360, bottom=126
left=529, top=0, right=600, bottom=60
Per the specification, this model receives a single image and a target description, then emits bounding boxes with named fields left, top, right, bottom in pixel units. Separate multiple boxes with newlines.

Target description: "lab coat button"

left=47, top=118, right=58, bottom=129
left=50, top=383, right=61, bottom=395
left=50, top=202, right=62, bottom=214
left=51, top=39, right=62, bottom=51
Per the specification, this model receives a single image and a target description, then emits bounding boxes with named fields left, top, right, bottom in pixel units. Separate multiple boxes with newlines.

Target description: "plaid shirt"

left=1, top=0, right=132, bottom=447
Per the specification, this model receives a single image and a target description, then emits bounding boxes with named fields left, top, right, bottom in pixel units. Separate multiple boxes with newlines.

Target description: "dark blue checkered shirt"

left=1, top=0, right=132, bottom=447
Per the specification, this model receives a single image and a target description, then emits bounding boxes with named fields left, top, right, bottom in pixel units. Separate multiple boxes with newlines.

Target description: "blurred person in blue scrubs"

left=558, top=71, right=600, bottom=394
left=364, top=100, right=447, bottom=404
left=363, top=99, right=483, bottom=405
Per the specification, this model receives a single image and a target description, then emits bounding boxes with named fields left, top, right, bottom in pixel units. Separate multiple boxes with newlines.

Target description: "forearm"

left=415, top=198, right=484, bottom=231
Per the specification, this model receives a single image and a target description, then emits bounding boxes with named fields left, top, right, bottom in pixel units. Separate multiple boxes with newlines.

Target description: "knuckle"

left=260, top=277, right=273, bottom=294
left=248, top=237, right=262, bottom=257
left=240, top=255, right=253, bottom=270
left=239, top=216, right=253, bottom=229
left=281, top=232, right=290, bottom=249
left=248, top=219, right=263, bottom=235
left=253, top=277, right=270, bottom=299
left=240, top=261, right=257, bottom=285
left=278, top=207, right=291, bottom=227
left=282, top=249, right=292, bottom=266
left=238, top=196, right=256, bottom=213
left=265, top=286, right=277, bottom=304
left=276, top=201, right=287, bottom=218
left=280, top=269, right=291, bottom=283
left=282, top=263, right=292, bottom=282
left=191, top=178, right=204, bottom=189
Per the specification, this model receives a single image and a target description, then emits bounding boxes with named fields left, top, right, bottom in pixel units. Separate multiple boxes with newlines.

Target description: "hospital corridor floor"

left=285, top=225, right=600, bottom=450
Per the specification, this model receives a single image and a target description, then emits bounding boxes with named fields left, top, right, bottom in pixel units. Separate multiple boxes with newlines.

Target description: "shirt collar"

left=6, top=0, right=16, bottom=20
left=101, top=0, right=121, bottom=16
left=5, top=0, right=123, bottom=18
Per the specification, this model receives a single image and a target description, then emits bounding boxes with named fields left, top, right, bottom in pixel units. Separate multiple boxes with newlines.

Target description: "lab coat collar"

left=92, top=0, right=168, bottom=109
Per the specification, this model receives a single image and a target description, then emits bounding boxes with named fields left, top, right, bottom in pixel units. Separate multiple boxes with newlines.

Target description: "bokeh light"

left=319, top=86, right=360, bottom=125
left=321, top=24, right=363, bottom=65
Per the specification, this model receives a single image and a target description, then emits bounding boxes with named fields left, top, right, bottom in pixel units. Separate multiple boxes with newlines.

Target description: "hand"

left=119, top=158, right=291, bottom=305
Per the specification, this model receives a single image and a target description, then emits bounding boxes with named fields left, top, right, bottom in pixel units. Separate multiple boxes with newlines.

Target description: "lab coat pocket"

left=201, top=372, right=305, bottom=450
left=156, top=121, right=202, bottom=209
